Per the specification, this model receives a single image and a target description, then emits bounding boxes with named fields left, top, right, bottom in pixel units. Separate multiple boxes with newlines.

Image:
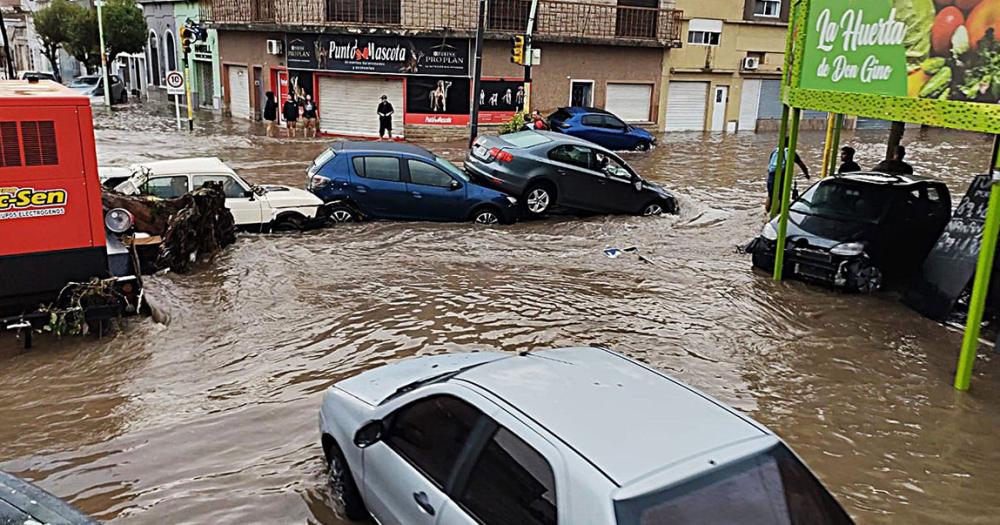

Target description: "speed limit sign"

left=165, top=71, right=185, bottom=95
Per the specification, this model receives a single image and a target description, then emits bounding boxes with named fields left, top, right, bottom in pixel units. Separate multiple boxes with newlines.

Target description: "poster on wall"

left=288, top=70, right=314, bottom=100
left=286, top=34, right=470, bottom=77
left=800, top=0, right=1000, bottom=104
left=405, top=78, right=471, bottom=126
left=478, top=79, right=526, bottom=124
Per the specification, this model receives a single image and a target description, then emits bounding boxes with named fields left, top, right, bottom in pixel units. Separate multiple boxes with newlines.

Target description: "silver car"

left=318, top=347, right=853, bottom=524
left=68, top=74, right=128, bottom=104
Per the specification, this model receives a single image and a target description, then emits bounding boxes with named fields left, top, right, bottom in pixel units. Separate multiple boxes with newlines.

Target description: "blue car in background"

left=307, top=142, right=518, bottom=224
left=548, top=107, right=656, bottom=151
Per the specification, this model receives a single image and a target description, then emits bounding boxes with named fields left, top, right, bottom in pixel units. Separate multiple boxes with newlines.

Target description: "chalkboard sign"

left=905, top=175, right=993, bottom=320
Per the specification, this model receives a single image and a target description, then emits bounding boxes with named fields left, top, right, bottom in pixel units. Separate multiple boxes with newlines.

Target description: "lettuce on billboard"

left=799, top=0, right=1000, bottom=103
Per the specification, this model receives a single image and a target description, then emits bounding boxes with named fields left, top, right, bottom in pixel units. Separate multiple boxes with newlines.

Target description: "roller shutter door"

left=738, top=79, right=762, bottom=132
left=318, top=76, right=404, bottom=138
left=227, top=65, right=250, bottom=119
left=664, top=81, right=707, bottom=132
left=605, top=83, right=652, bottom=122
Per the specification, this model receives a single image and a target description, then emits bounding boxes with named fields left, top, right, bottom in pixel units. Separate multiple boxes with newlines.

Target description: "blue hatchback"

left=306, top=142, right=518, bottom=224
left=548, top=107, right=656, bottom=151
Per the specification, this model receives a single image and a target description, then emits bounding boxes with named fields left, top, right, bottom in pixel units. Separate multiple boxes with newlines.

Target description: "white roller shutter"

left=664, top=81, right=708, bottom=132
left=228, top=65, right=250, bottom=119
left=318, top=76, right=404, bottom=138
left=605, top=83, right=652, bottom=122
left=738, top=79, right=762, bottom=132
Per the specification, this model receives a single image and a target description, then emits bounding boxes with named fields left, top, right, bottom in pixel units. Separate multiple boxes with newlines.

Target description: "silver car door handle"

left=413, top=491, right=435, bottom=516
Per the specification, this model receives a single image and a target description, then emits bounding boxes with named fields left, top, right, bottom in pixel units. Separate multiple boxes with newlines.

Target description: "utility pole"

left=523, top=0, right=540, bottom=113
left=95, top=0, right=111, bottom=109
left=0, top=8, right=16, bottom=79
left=469, top=0, right=486, bottom=146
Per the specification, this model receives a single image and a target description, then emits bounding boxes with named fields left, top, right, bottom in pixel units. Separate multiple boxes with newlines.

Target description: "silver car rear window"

left=503, top=132, right=551, bottom=148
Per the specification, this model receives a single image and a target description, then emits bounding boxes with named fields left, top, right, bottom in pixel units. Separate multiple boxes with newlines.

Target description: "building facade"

left=1, top=0, right=85, bottom=81
left=139, top=0, right=221, bottom=108
left=206, top=0, right=683, bottom=139
left=659, top=0, right=829, bottom=132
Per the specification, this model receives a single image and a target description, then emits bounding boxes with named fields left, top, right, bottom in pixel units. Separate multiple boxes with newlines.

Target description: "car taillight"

left=489, top=147, right=514, bottom=163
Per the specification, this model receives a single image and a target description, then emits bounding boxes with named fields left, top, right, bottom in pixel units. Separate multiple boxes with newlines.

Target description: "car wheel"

left=328, top=204, right=359, bottom=223
left=640, top=201, right=666, bottom=217
left=327, top=447, right=369, bottom=520
left=523, top=184, right=553, bottom=216
left=633, top=141, right=651, bottom=152
left=847, top=259, right=883, bottom=294
left=472, top=206, right=501, bottom=225
left=271, top=214, right=304, bottom=232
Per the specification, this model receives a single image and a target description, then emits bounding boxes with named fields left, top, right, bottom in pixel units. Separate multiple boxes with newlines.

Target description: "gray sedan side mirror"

left=354, top=420, right=384, bottom=448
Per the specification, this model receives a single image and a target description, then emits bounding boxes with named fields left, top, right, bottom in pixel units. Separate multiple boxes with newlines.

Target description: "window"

left=353, top=156, right=401, bottom=182
left=570, top=81, right=594, bottom=107
left=459, top=427, right=557, bottom=525
left=753, top=0, right=781, bottom=18
left=326, top=0, right=401, bottom=24
left=616, top=0, right=658, bottom=39
left=435, top=157, right=470, bottom=182
left=193, top=175, right=247, bottom=199
left=548, top=145, right=595, bottom=170
left=165, top=32, right=177, bottom=73
left=145, top=176, right=189, bottom=199
left=595, top=153, right=633, bottom=181
left=386, top=395, right=482, bottom=487
left=408, top=160, right=454, bottom=188
left=581, top=115, right=602, bottom=127
left=147, top=31, right=160, bottom=86
left=688, top=19, right=723, bottom=46
left=602, top=115, right=627, bottom=130
left=487, top=0, right=531, bottom=32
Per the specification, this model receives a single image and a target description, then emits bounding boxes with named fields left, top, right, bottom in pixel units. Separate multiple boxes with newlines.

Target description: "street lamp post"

left=95, top=0, right=111, bottom=109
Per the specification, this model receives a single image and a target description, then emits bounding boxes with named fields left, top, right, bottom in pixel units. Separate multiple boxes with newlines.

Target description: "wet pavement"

left=1, top=106, right=998, bottom=524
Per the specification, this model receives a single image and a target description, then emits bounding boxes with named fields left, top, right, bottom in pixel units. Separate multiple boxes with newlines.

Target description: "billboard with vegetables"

left=790, top=0, right=1000, bottom=132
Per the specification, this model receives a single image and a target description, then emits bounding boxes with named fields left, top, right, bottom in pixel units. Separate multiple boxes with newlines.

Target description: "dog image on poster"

left=430, top=80, right=452, bottom=112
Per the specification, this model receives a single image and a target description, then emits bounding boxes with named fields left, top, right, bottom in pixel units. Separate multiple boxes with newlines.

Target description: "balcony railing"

left=206, top=0, right=683, bottom=46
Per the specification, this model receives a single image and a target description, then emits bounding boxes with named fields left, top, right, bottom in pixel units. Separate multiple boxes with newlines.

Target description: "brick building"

left=205, top=0, right=683, bottom=139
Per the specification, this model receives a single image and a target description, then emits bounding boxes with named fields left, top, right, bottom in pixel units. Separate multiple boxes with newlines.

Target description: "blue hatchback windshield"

left=614, top=444, right=852, bottom=525
left=436, top=157, right=470, bottom=182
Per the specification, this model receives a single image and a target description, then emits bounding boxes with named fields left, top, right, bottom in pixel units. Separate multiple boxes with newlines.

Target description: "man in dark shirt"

left=263, top=91, right=278, bottom=137
left=838, top=146, right=861, bottom=174
left=377, top=95, right=394, bottom=140
left=282, top=95, right=299, bottom=138
left=872, top=145, right=914, bottom=175
left=302, top=94, right=318, bottom=138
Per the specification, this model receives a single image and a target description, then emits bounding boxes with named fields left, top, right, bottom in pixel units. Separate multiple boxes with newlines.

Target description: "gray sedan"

left=464, top=130, right=676, bottom=217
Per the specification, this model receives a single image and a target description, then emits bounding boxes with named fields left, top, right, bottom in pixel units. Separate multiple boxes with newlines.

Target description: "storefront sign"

left=286, top=34, right=470, bottom=77
left=404, top=77, right=471, bottom=126
left=477, top=79, right=525, bottom=124
left=801, top=0, right=1000, bottom=103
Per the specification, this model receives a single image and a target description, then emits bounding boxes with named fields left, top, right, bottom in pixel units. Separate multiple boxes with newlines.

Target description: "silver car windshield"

left=436, top=157, right=470, bottom=182
left=614, top=444, right=852, bottom=525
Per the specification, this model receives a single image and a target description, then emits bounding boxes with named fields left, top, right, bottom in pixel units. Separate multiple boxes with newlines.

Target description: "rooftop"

left=331, top=141, right=435, bottom=159
left=140, top=157, right=236, bottom=175
left=0, top=80, right=89, bottom=105
left=456, top=347, right=766, bottom=486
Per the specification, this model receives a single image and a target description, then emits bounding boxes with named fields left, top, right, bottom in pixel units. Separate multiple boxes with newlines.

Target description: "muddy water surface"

left=1, top=108, right=997, bottom=524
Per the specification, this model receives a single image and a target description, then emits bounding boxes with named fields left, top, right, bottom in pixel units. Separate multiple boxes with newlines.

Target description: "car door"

left=600, top=115, right=630, bottom=150
left=546, top=144, right=600, bottom=208
left=594, top=152, right=643, bottom=213
left=192, top=173, right=265, bottom=227
left=438, top=411, right=561, bottom=525
left=403, top=158, right=466, bottom=221
left=361, top=395, right=484, bottom=525
left=349, top=155, right=411, bottom=219
left=575, top=114, right=604, bottom=144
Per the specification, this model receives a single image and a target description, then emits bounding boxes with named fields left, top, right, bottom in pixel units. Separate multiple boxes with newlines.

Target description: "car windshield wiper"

left=378, top=357, right=510, bottom=406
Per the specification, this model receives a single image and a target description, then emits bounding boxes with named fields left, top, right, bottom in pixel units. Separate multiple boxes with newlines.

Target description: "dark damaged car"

left=748, top=172, right=951, bottom=293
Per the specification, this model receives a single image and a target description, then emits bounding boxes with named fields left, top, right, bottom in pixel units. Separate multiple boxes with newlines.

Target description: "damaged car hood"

left=776, top=211, right=874, bottom=249
left=260, top=185, right=324, bottom=208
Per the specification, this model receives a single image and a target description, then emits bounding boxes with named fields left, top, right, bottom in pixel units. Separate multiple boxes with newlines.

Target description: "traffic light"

left=510, top=35, right=525, bottom=65
left=179, top=26, right=193, bottom=56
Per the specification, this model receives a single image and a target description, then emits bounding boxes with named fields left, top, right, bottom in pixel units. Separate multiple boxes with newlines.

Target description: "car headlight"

left=830, top=242, right=865, bottom=257
left=761, top=222, right=778, bottom=241
left=104, top=208, right=134, bottom=233
left=505, top=196, right=517, bottom=206
left=309, top=174, right=330, bottom=190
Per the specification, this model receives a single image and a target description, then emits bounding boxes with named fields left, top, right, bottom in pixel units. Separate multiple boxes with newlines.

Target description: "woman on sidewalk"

left=263, top=92, right=278, bottom=137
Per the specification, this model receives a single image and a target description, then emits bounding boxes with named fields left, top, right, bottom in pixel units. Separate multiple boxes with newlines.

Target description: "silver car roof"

left=456, top=347, right=768, bottom=486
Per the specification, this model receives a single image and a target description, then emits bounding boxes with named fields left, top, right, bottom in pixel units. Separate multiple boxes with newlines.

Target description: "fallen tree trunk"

left=102, top=181, right=236, bottom=274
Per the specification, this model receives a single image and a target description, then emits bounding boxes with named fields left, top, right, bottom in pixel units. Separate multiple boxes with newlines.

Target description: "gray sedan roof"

left=456, top=347, right=767, bottom=486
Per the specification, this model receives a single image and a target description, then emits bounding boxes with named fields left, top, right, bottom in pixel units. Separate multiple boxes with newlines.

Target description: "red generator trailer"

left=0, top=80, right=140, bottom=342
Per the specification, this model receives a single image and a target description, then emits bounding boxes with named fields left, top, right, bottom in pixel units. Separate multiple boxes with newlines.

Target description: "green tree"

left=65, top=0, right=147, bottom=73
left=32, top=0, right=83, bottom=81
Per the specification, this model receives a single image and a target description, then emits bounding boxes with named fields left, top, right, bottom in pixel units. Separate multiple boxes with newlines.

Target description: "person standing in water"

left=302, top=94, right=318, bottom=138
left=263, top=91, right=278, bottom=137
left=282, top=94, right=299, bottom=138
left=377, top=95, right=394, bottom=140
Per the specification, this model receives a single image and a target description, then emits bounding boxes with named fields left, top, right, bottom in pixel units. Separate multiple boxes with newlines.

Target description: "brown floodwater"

left=1, top=107, right=997, bottom=524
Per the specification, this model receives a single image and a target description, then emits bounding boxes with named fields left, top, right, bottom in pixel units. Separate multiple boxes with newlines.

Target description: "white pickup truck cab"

left=318, top=347, right=853, bottom=525
left=101, top=157, right=327, bottom=231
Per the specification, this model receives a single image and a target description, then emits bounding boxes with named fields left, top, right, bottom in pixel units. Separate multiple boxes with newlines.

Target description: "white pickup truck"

left=100, top=157, right=327, bottom=231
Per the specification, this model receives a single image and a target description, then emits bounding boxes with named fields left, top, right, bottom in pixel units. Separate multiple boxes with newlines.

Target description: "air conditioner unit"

left=743, top=56, right=760, bottom=71
left=266, top=40, right=283, bottom=56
